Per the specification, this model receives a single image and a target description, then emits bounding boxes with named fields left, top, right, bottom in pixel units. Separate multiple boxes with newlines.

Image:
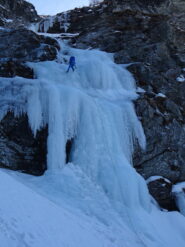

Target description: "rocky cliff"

left=0, top=0, right=40, bottom=27
left=0, top=0, right=185, bottom=210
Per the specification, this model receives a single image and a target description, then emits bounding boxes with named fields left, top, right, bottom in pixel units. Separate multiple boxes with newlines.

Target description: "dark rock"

left=0, top=29, right=59, bottom=63
left=0, top=60, right=34, bottom=78
left=0, top=112, right=47, bottom=175
left=147, top=177, right=178, bottom=211
left=0, top=0, right=40, bottom=28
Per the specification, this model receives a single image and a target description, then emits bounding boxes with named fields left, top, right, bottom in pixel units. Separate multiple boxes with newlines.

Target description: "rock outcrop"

left=0, top=28, right=59, bottom=60
left=0, top=1, right=59, bottom=78
left=0, top=113, right=47, bottom=175
left=147, top=176, right=177, bottom=211
left=0, top=28, right=60, bottom=78
left=0, top=0, right=40, bottom=28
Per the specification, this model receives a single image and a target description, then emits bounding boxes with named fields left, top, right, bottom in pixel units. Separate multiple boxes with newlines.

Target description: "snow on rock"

left=0, top=26, right=8, bottom=31
left=155, top=93, right=166, bottom=98
left=0, top=4, right=6, bottom=10
left=146, top=176, right=171, bottom=184
left=136, top=87, right=146, bottom=93
left=3, top=18, right=13, bottom=23
left=36, top=32, right=80, bottom=39
left=176, top=74, right=185, bottom=82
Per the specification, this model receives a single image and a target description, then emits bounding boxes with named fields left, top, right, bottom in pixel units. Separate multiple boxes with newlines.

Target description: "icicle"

left=27, top=84, right=42, bottom=137
left=46, top=85, right=66, bottom=170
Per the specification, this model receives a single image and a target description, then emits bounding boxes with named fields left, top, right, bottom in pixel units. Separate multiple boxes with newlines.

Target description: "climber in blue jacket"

left=67, top=56, right=76, bottom=72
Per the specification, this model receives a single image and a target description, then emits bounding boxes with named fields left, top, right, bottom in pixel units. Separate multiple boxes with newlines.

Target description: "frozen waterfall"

left=1, top=41, right=185, bottom=247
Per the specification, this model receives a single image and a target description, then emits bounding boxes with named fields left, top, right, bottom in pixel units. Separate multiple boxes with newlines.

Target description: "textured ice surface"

left=173, top=182, right=185, bottom=216
left=0, top=41, right=185, bottom=247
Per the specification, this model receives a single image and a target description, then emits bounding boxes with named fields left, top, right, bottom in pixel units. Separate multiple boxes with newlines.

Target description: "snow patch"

left=136, top=87, right=146, bottom=93
left=173, top=182, right=185, bottom=193
left=3, top=18, right=13, bottom=23
left=176, top=75, right=185, bottom=82
left=155, top=93, right=166, bottom=98
left=0, top=4, right=5, bottom=9
left=146, top=176, right=171, bottom=184
left=37, top=32, right=79, bottom=38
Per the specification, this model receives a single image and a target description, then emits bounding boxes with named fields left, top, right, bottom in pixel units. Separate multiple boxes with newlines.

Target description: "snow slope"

left=0, top=170, right=116, bottom=247
left=0, top=41, right=185, bottom=247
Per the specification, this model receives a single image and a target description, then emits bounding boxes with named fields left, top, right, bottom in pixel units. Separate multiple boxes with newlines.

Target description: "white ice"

left=0, top=40, right=185, bottom=247
left=173, top=182, right=185, bottom=217
left=176, top=74, right=185, bottom=82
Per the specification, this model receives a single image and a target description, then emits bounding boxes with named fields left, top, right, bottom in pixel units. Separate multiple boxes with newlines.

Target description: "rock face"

left=0, top=28, right=59, bottom=62
left=37, top=0, right=185, bottom=210
left=0, top=28, right=60, bottom=78
left=0, top=113, right=47, bottom=175
left=0, top=0, right=40, bottom=28
left=0, top=0, right=59, bottom=78
left=147, top=176, right=177, bottom=211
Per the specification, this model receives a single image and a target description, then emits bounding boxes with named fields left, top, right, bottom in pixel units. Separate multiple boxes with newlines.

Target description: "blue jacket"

left=69, top=56, right=75, bottom=66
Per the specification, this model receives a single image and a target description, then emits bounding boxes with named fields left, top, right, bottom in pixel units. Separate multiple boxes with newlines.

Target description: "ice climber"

left=67, top=56, right=76, bottom=72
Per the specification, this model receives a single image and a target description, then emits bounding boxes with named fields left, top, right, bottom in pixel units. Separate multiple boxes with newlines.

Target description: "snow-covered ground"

left=0, top=41, right=185, bottom=247
left=0, top=170, right=116, bottom=247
